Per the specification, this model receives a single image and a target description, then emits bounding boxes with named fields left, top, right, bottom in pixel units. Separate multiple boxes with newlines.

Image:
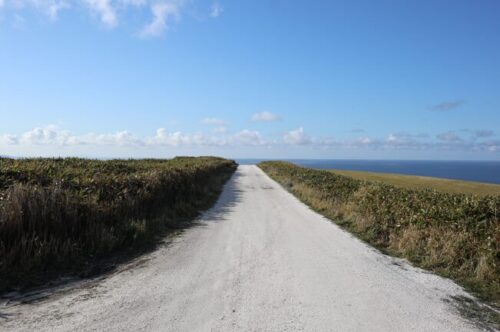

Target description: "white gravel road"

left=0, top=165, right=484, bottom=331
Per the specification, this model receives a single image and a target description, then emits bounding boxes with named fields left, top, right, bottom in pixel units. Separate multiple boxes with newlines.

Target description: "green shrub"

left=0, top=157, right=237, bottom=290
left=259, top=161, right=500, bottom=304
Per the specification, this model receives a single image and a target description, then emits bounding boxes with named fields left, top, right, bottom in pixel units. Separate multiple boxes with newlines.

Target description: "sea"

left=236, top=159, right=500, bottom=185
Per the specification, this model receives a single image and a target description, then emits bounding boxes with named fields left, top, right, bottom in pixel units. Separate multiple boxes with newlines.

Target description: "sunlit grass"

left=329, top=169, right=500, bottom=196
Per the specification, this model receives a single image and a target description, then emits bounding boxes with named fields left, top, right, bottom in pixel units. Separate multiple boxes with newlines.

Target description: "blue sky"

left=0, top=0, right=499, bottom=159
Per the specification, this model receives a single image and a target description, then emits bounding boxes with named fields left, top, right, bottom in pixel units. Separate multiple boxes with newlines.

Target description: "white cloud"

left=1, top=125, right=263, bottom=148
left=46, top=0, right=68, bottom=19
left=12, top=125, right=145, bottom=146
left=386, top=134, right=399, bottom=143
left=84, top=0, right=117, bottom=27
left=210, top=2, right=222, bottom=18
left=85, top=131, right=144, bottom=146
left=385, top=132, right=417, bottom=144
left=20, top=124, right=70, bottom=145
left=5, top=0, right=69, bottom=19
left=233, top=129, right=264, bottom=145
left=1, top=0, right=191, bottom=36
left=283, top=127, right=311, bottom=145
left=202, top=117, right=227, bottom=134
left=357, top=137, right=373, bottom=145
left=251, top=111, right=280, bottom=122
left=148, top=128, right=207, bottom=146
left=0, top=134, right=19, bottom=145
left=213, top=126, right=227, bottom=134
left=139, top=1, right=180, bottom=37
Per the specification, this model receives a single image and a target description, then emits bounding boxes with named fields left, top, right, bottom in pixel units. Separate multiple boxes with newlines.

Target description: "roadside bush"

left=0, top=157, right=237, bottom=290
left=259, top=161, right=500, bottom=304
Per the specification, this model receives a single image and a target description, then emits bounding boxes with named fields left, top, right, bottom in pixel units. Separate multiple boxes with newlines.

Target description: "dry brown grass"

left=0, top=157, right=237, bottom=291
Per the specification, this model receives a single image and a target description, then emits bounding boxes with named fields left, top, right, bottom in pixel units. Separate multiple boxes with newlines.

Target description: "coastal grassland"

left=330, top=169, right=500, bottom=196
left=259, top=161, right=500, bottom=305
left=0, top=157, right=237, bottom=291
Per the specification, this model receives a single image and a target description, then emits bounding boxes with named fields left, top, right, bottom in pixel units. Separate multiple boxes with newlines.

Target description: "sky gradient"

left=1, top=0, right=499, bottom=159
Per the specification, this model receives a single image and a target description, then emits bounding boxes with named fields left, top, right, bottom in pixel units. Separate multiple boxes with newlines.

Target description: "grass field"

left=259, top=161, right=500, bottom=305
left=0, top=157, right=237, bottom=291
left=330, top=169, right=500, bottom=196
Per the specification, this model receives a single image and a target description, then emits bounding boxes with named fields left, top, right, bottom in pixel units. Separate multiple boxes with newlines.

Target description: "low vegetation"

left=0, top=157, right=237, bottom=291
left=259, top=161, right=500, bottom=304
left=330, top=169, right=500, bottom=196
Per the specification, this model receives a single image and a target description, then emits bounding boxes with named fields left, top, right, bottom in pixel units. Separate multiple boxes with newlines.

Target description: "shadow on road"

left=197, top=170, right=245, bottom=223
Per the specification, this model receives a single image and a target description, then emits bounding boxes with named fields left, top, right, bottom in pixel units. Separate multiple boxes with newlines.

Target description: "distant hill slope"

left=330, top=169, right=500, bottom=196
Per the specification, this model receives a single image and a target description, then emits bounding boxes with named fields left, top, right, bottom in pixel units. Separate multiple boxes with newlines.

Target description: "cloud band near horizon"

left=1, top=125, right=498, bottom=157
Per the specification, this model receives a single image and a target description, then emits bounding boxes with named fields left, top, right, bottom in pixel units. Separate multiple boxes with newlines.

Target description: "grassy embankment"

left=0, top=157, right=237, bottom=291
left=259, top=161, right=499, bottom=305
left=330, top=169, right=500, bottom=196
